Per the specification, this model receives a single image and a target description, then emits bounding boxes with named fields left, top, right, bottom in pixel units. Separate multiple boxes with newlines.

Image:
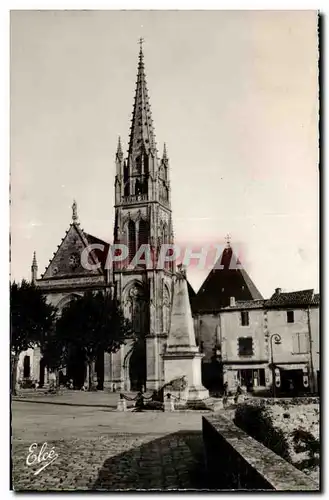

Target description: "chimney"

left=230, top=297, right=236, bottom=307
left=275, top=288, right=282, bottom=295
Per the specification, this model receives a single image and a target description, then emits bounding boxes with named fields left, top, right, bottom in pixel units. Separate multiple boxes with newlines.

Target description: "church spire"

left=128, top=39, right=156, bottom=159
left=116, top=136, right=123, bottom=161
left=31, top=251, right=38, bottom=284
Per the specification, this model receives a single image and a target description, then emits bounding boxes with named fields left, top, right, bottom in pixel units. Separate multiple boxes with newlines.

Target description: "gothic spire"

left=116, top=136, right=123, bottom=161
left=32, top=251, right=37, bottom=269
left=163, top=142, right=168, bottom=161
left=128, top=40, right=156, bottom=158
left=31, top=251, right=38, bottom=283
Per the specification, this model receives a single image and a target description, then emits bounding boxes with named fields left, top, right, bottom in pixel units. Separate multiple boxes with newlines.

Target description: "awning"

left=276, top=364, right=307, bottom=371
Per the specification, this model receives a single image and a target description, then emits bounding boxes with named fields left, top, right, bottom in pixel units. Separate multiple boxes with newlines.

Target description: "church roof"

left=192, top=245, right=263, bottom=313
left=128, top=42, right=157, bottom=159
left=40, top=202, right=110, bottom=280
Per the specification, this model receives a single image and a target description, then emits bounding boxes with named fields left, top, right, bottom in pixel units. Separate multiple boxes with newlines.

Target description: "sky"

left=10, top=10, right=319, bottom=297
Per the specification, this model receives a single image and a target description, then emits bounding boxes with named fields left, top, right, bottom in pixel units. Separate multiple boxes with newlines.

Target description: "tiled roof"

left=265, top=289, right=319, bottom=307
left=192, top=246, right=263, bottom=313
left=221, top=299, right=265, bottom=311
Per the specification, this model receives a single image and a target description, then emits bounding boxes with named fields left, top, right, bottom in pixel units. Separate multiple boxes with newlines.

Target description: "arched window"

left=124, top=284, right=147, bottom=337
left=144, top=156, right=149, bottom=176
left=124, top=180, right=130, bottom=197
left=128, top=220, right=136, bottom=264
left=138, top=219, right=149, bottom=249
left=162, top=222, right=168, bottom=245
left=136, top=156, right=142, bottom=175
left=163, top=286, right=171, bottom=333
left=23, top=355, right=31, bottom=379
left=135, top=178, right=141, bottom=195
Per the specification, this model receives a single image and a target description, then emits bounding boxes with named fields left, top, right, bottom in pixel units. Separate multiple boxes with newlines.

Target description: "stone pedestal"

left=117, top=399, right=127, bottom=411
left=164, top=396, right=175, bottom=412
left=162, top=267, right=209, bottom=403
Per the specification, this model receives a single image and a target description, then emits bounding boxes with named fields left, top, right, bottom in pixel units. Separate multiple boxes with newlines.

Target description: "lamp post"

left=270, top=333, right=282, bottom=398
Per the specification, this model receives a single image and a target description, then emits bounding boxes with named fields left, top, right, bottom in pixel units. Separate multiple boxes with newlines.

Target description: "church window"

left=125, top=285, right=147, bottom=337
left=128, top=220, right=136, bottom=264
left=163, top=287, right=171, bottom=333
left=138, top=219, right=149, bottom=249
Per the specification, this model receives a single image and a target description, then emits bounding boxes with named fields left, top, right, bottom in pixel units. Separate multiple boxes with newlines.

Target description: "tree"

left=10, top=280, right=57, bottom=395
left=40, top=324, right=68, bottom=389
left=56, top=291, right=133, bottom=390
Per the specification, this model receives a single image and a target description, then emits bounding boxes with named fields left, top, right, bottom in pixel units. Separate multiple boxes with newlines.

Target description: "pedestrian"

left=234, top=384, right=242, bottom=404
left=223, top=381, right=228, bottom=409
left=134, top=391, right=144, bottom=412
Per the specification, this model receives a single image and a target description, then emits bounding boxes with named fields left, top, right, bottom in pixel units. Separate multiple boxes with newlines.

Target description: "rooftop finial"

left=225, top=233, right=231, bottom=248
left=116, top=136, right=123, bottom=159
left=163, top=142, right=168, bottom=161
left=72, top=199, right=78, bottom=223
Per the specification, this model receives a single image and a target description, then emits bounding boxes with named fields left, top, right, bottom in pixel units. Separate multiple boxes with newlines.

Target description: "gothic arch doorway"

left=124, top=343, right=146, bottom=392
left=122, top=281, right=148, bottom=391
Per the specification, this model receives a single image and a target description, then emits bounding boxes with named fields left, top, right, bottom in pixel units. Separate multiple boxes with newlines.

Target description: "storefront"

left=276, top=363, right=310, bottom=395
left=223, top=363, right=269, bottom=392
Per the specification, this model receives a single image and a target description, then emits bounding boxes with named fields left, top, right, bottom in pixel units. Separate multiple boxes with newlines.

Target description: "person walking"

left=234, top=384, right=242, bottom=404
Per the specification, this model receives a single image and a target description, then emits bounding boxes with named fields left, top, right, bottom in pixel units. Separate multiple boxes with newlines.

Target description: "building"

left=16, top=43, right=319, bottom=395
left=194, top=274, right=320, bottom=394
left=17, top=43, right=175, bottom=391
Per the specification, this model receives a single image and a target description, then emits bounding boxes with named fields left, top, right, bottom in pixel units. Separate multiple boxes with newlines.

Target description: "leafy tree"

left=56, top=291, right=133, bottom=390
left=40, top=324, right=69, bottom=388
left=10, top=280, right=57, bottom=394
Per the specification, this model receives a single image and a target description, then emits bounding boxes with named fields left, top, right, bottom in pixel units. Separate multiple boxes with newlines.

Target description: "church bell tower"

left=113, top=40, right=174, bottom=391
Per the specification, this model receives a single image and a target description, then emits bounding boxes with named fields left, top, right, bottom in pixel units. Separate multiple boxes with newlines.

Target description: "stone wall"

left=202, top=414, right=318, bottom=491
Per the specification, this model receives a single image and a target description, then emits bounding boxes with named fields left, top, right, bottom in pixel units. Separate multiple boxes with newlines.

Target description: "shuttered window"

left=292, top=333, right=309, bottom=354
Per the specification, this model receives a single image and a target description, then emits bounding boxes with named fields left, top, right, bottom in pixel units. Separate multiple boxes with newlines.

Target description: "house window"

left=238, top=337, right=253, bottom=356
left=287, top=310, right=294, bottom=323
left=292, top=332, right=308, bottom=354
left=241, top=311, right=249, bottom=326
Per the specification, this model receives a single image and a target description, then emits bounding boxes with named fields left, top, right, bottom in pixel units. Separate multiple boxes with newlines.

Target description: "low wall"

left=202, top=414, right=318, bottom=491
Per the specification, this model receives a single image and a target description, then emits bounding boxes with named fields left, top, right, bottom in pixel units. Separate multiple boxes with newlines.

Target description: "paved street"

left=12, top=392, right=209, bottom=491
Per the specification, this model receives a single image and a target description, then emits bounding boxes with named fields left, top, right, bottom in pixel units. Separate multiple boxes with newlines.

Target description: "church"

left=29, top=43, right=178, bottom=391
left=18, top=42, right=319, bottom=395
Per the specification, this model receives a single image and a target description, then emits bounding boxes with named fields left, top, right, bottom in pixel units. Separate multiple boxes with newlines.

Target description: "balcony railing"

left=122, top=194, right=148, bottom=204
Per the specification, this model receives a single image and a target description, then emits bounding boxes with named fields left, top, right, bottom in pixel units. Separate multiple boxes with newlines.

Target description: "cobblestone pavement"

left=12, top=395, right=209, bottom=491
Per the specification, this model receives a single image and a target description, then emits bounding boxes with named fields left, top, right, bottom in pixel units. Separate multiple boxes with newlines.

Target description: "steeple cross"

left=138, top=37, right=145, bottom=50
left=225, top=233, right=231, bottom=248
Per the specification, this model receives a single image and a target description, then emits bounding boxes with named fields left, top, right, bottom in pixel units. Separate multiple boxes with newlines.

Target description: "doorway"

left=129, top=341, right=146, bottom=391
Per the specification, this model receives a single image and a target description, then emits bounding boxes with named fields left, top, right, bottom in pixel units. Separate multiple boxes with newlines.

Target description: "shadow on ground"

left=92, top=430, right=208, bottom=491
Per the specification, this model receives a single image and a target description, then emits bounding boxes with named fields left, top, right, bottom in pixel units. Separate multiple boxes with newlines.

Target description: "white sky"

left=10, top=10, right=319, bottom=297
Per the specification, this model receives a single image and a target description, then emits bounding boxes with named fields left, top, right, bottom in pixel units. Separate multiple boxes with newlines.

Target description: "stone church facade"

left=23, top=44, right=176, bottom=391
